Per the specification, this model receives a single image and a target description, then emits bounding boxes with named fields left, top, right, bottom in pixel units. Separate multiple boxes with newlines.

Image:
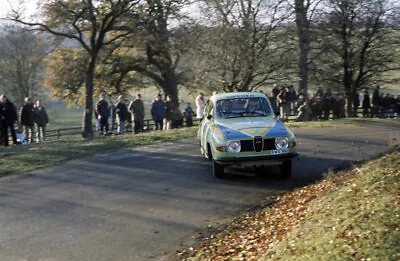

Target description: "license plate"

left=271, top=148, right=289, bottom=155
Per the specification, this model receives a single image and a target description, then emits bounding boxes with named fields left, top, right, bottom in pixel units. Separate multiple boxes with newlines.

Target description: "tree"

left=312, top=0, right=400, bottom=116
left=293, top=0, right=322, bottom=96
left=43, top=48, right=88, bottom=106
left=185, top=0, right=293, bottom=93
left=106, top=0, right=189, bottom=107
left=9, top=0, right=140, bottom=139
left=0, top=26, right=47, bottom=106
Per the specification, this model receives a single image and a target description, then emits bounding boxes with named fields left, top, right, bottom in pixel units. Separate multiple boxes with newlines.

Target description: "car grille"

left=240, top=138, right=275, bottom=152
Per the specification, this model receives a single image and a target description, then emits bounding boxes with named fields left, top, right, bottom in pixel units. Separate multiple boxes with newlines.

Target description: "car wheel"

left=280, top=160, right=292, bottom=179
left=212, top=159, right=225, bottom=178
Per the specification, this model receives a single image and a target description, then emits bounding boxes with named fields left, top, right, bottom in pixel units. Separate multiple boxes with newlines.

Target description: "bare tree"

left=8, top=0, right=140, bottom=139
left=187, top=0, right=293, bottom=93
left=104, top=0, right=191, bottom=107
left=312, top=0, right=400, bottom=116
left=293, top=0, right=322, bottom=96
left=0, top=26, right=46, bottom=107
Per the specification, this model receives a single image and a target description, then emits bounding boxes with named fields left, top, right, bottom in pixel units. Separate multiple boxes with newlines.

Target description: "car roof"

left=211, top=92, right=267, bottom=102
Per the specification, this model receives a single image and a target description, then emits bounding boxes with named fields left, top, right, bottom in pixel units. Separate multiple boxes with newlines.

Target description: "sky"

left=0, top=0, right=38, bottom=22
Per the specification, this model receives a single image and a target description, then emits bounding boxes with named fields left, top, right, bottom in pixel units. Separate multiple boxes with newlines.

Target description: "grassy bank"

left=0, top=127, right=198, bottom=177
left=264, top=148, right=400, bottom=261
left=180, top=148, right=400, bottom=261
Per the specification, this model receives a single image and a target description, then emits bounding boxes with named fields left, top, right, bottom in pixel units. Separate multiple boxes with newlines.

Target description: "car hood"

left=214, top=116, right=289, bottom=139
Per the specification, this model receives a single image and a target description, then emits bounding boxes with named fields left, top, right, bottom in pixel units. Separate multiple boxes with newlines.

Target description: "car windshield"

left=216, top=97, right=273, bottom=119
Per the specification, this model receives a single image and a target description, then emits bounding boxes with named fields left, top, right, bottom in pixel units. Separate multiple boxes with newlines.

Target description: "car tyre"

left=212, top=159, right=225, bottom=178
left=280, top=160, right=292, bottom=179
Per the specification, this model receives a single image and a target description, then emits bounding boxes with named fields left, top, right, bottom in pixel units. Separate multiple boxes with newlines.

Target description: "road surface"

left=0, top=121, right=398, bottom=261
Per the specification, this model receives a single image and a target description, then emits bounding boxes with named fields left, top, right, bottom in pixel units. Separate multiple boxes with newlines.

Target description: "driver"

left=247, top=101, right=259, bottom=112
left=222, top=100, right=233, bottom=113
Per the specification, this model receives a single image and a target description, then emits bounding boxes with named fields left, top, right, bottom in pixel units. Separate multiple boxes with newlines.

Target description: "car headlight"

left=275, top=137, right=289, bottom=149
left=226, top=140, right=241, bottom=153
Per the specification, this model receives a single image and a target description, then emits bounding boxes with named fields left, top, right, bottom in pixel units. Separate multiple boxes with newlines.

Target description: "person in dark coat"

left=96, top=93, right=110, bottom=135
left=151, top=94, right=166, bottom=130
left=33, top=100, right=49, bottom=142
left=353, top=92, right=360, bottom=117
left=396, top=95, right=400, bottom=118
left=0, top=100, right=3, bottom=145
left=20, top=97, right=34, bottom=143
left=128, top=94, right=145, bottom=134
left=0, top=94, right=18, bottom=146
left=115, top=95, right=128, bottom=134
left=362, top=90, right=371, bottom=118
left=184, top=103, right=194, bottom=127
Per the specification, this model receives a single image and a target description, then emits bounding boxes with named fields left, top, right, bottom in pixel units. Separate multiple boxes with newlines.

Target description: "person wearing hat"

left=115, top=95, right=128, bottom=134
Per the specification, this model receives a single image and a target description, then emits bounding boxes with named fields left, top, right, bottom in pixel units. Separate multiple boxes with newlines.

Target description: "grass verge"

left=0, top=127, right=198, bottom=177
left=179, top=148, right=400, bottom=261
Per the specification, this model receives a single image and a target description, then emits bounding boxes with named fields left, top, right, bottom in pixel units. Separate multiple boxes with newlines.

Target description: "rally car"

left=198, top=92, right=298, bottom=178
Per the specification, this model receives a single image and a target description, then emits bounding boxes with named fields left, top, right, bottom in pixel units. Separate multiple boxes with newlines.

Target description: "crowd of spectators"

left=0, top=95, right=49, bottom=146
left=95, top=92, right=194, bottom=136
left=3, top=87, right=398, bottom=146
left=267, top=85, right=400, bottom=122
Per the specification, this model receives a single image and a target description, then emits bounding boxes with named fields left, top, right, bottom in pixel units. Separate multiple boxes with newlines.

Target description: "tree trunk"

left=162, top=69, right=179, bottom=108
left=295, top=0, right=310, bottom=96
left=82, top=57, right=96, bottom=139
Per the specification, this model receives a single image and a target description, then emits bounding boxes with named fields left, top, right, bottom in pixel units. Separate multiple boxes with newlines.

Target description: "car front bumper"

left=214, top=152, right=299, bottom=167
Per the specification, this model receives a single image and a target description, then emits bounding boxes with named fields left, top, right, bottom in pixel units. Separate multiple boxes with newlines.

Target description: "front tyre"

left=280, top=160, right=292, bottom=179
left=212, top=159, right=225, bottom=178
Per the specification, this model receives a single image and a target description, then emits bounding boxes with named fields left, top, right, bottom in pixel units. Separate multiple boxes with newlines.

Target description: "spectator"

left=33, top=100, right=49, bottom=143
left=195, top=92, right=206, bottom=121
left=288, top=85, right=297, bottom=115
left=396, top=94, right=400, bottom=118
left=296, top=100, right=312, bottom=122
left=353, top=92, right=360, bottom=117
left=20, top=97, right=34, bottom=143
left=108, top=102, right=115, bottom=131
left=0, top=102, right=2, bottom=146
left=164, top=95, right=174, bottom=130
left=151, top=94, right=165, bottom=130
left=115, top=95, right=128, bottom=134
left=277, top=86, right=290, bottom=122
left=362, top=90, right=371, bottom=118
left=0, top=94, right=18, bottom=146
left=96, top=93, right=110, bottom=135
left=268, top=92, right=279, bottom=117
left=128, top=93, right=145, bottom=134
left=173, top=105, right=184, bottom=129
left=184, top=103, right=194, bottom=127
left=372, top=85, right=380, bottom=106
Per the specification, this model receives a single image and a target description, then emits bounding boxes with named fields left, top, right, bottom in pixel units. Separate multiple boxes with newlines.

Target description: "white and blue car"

left=198, top=92, right=298, bottom=178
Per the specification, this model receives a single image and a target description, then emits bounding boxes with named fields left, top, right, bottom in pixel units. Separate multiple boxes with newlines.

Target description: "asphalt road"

left=0, top=121, right=399, bottom=261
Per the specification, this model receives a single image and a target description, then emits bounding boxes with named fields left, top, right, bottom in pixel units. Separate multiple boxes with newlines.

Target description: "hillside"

left=179, top=148, right=400, bottom=261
